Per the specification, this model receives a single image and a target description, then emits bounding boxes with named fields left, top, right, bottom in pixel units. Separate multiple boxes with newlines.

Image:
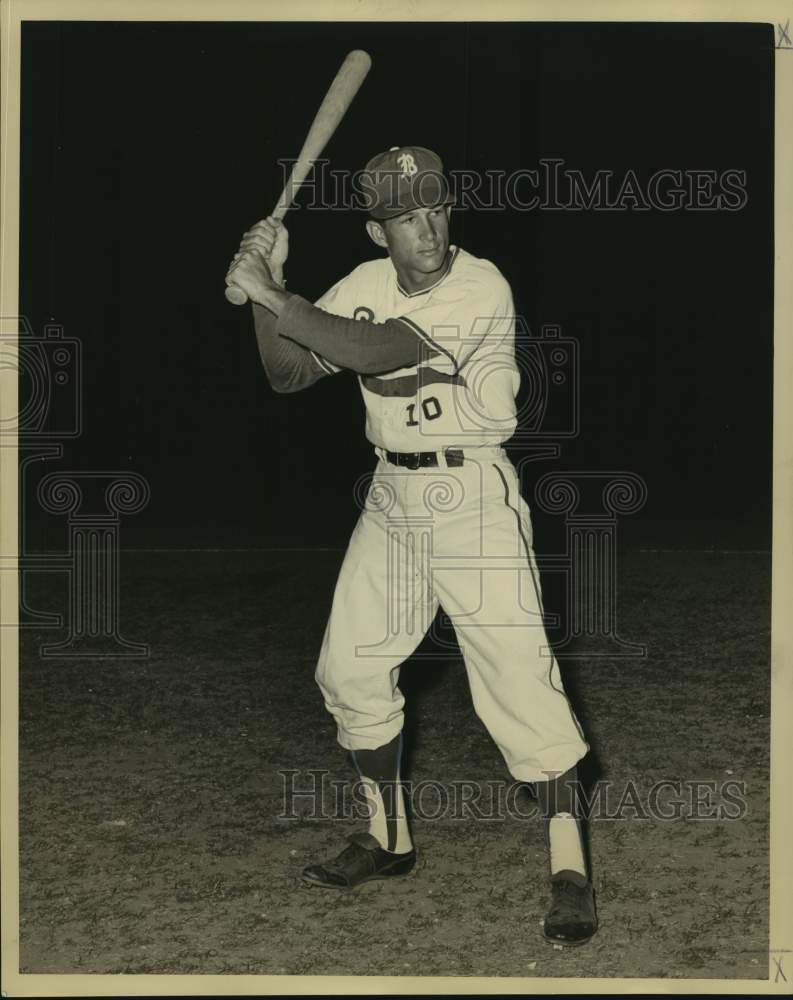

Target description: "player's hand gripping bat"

left=225, top=49, right=372, bottom=306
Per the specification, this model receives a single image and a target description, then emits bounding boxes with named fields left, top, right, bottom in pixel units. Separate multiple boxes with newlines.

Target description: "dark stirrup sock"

left=535, top=765, right=588, bottom=878
left=351, top=733, right=412, bottom=854
left=535, top=765, right=579, bottom=818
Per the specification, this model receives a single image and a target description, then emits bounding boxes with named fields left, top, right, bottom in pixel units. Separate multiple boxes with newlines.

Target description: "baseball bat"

left=225, top=49, right=372, bottom=306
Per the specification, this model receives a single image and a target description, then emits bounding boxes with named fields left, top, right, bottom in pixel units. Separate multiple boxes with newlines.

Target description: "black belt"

left=384, top=449, right=464, bottom=470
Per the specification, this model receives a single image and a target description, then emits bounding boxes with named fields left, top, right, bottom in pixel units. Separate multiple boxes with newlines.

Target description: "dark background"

left=19, top=21, right=774, bottom=551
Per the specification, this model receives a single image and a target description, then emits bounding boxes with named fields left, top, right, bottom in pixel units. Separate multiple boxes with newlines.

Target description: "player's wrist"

left=253, top=283, right=291, bottom=315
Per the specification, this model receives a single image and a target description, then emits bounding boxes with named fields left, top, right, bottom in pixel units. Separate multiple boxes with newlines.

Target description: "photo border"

left=1, top=1, right=790, bottom=995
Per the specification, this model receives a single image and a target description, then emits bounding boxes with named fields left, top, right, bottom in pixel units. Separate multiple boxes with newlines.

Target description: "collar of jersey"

left=395, top=246, right=460, bottom=298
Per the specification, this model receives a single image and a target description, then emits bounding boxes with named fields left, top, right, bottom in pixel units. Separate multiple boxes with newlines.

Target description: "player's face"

left=374, top=205, right=452, bottom=292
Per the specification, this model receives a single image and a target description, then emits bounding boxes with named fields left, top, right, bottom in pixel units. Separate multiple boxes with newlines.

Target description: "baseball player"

left=226, top=147, right=598, bottom=946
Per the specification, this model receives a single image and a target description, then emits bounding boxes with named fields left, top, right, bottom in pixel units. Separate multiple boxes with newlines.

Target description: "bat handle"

left=226, top=201, right=288, bottom=306
left=225, top=283, right=249, bottom=306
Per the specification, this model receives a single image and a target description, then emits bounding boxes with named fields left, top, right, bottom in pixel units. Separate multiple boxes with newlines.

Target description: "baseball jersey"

left=312, top=246, right=520, bottom=452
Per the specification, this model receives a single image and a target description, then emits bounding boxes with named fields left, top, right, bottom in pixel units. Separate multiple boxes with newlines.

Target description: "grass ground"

left=17, top=548, right=770, bottom=979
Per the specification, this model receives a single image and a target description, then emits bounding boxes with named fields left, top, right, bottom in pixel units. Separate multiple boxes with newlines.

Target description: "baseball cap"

left=361, top=146, right=454, bottom=220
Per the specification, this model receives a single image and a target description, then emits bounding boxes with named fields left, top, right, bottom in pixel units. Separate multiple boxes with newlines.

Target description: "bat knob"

left=225, top=284, right=249, bottom=306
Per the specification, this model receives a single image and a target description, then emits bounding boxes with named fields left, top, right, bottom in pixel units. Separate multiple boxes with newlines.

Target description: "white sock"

left=548, top=812, right=587, bottom=878
left=359, top=776, right=413, bottom=854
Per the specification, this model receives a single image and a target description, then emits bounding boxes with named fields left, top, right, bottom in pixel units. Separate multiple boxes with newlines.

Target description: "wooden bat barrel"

left=225, top=50, right=372, bottom=306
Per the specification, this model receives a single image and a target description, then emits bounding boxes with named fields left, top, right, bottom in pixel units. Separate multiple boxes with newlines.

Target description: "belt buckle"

left=407, top=453, right=420, bottom=470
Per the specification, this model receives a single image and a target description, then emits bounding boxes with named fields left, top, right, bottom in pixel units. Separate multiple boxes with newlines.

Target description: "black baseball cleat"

left=542, top=870, right=598, bottom=947
left=301, top=831, right=417, bottom=889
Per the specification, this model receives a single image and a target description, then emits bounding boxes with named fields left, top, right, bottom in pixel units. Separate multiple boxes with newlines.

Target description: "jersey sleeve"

left=391, top=269, right=514, bottom=375
left=252, top=302, right=329, bottom=393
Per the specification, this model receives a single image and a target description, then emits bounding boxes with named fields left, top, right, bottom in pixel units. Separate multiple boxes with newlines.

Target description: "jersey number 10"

left=406, top=396, right=442, bottom=426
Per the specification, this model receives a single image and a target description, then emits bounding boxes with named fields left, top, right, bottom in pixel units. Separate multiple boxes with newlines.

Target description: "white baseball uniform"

left=306, top=246, right=588, bottom=782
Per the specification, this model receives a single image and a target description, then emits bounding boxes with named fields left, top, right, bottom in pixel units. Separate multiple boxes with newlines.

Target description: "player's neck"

left=394, top=249, right=453, bottom=295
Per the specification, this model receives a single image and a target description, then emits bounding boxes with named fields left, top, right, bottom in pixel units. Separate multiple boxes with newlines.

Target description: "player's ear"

left=366, top=219, right=389, bottom=250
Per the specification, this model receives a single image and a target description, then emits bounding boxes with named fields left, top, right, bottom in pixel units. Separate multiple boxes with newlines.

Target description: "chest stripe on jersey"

left=392, top=316, right=459, bottom=374
left=361, top=368, right=468, bottom=398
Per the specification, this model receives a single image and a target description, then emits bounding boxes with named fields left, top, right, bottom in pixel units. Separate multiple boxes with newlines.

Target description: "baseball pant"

left=314, top=448, right=588, bottom=782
